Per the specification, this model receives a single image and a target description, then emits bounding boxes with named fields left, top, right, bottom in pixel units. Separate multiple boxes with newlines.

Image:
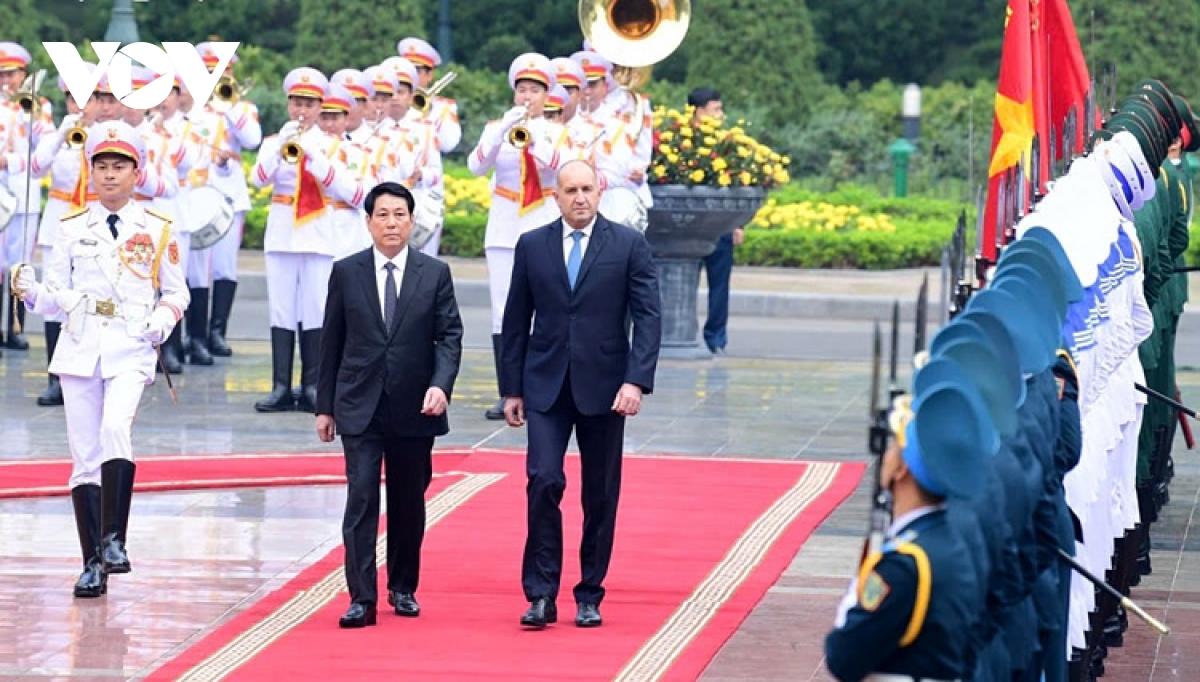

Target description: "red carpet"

left=0, top=450, right=472, bottom=498
left=133, top=449, right=864, bottom=682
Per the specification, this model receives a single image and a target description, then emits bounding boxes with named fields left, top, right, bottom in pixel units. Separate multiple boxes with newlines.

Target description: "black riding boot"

left=255, top=327, right=296, bottom=412
left=485, top=334, right=505, bottom=420
left=37, top=321, right=64, bottom=406
left=100, top=460, right=136, bottom=574
left=71, top=484, right=107, bottom=597
left=295, top=329, right=321, bottom=413
left=208, top=279, right=236, bottom=356
left=158, top=326, right=184, bottom=374
left=186, top=287, right=214, bottom=365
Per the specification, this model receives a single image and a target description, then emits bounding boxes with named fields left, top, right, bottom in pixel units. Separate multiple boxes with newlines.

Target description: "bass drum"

left=599, top=186, right=648, bottom=232
left=409, top=186, right=444, bottom=250
left=187, top=186, right=236, bottom=250
left=0, top=185, right=17, bottom=233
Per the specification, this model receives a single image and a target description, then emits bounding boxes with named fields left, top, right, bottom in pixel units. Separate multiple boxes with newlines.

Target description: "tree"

left=685, top=0, right=823, bottom=127
left=293, top=0, right=424, bottom=74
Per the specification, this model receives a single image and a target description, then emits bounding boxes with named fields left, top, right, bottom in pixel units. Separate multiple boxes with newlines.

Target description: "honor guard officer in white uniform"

left=317, top=81, right=374, bottom=260
left=252, top=67, right=359, bottom=413
left=468, top=53, right=563, bottom=420
left=332, top=68, right=373, bottom=145
left=550, top=57, right=586, bottom=124
left=0, top=42, right=55, bottom=351
left=28, top=65, right=113, bottom=406
left=397, top=37, right=461, bottom=154
left=12, top=120, right=189, bottom=599
left=197, top=42, right=262, bottom=360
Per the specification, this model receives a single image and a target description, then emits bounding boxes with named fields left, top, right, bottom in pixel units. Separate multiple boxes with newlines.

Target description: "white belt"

left=864, top=675, right=959, bottom=682
left=83, top=297, right=149, bottom=320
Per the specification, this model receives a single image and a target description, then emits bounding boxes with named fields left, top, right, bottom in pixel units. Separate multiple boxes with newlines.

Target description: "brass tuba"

left=412, top=71, right=457, bottom=116
left=579, top=0, right=691, bottom=81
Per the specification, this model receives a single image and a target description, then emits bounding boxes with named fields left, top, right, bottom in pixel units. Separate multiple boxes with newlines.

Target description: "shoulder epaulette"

left=144, top=207, right=174, bottom=224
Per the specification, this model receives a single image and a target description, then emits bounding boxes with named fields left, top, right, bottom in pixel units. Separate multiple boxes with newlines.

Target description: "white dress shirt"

left=563, top=217, right=596, bottom=265
left=373, top=245, right=409, bottom=321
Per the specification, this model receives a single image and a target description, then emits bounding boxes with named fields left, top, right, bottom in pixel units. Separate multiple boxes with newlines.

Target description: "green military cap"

left=1134, top=80, right=1184, bottom=134
left=1106, top=113, right=1166, bottom=175
left=1114, top=100, right=1172, bottom=158
left=1088, top=127, right=1114, bottom=152
left=1171, top=94, right=1200, bottom=152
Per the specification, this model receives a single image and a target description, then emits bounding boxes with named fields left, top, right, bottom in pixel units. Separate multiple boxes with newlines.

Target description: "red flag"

left=981, top=0, right=1035, bottom=264
left=293, top=156, right=327, bottom=227
left=1044, top=0, right=1092, bottom=158
left=517, top=148, right=546, bottom=215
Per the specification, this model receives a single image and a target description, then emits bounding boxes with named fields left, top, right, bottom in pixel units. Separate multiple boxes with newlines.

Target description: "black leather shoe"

left=74, top=557, right=107, bottom=598
left=390, top=591, right=420, bottom=617
left=520, top=598, right=557, bottom=628
left=575, top=603, right=602, bottom=627
left=338, top=603, right=377, bottom=628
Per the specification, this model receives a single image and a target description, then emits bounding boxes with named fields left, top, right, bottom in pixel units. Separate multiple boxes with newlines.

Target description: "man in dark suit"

left=501, top=160, right=662, bottom=629
left=315, top=182, right=464, bottom=629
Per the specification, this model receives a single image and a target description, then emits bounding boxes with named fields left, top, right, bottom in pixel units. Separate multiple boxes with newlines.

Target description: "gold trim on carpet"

left=175, top=472, right=505, bottom=682
left=614, top=461, right=842, bottom=681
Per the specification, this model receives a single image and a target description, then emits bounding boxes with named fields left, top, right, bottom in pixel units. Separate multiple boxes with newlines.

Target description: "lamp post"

left=104, top=0, right=141, bottom=46
left=889, top=83, right=921, bottom=198
left=437, top=0, right=453, bottom=64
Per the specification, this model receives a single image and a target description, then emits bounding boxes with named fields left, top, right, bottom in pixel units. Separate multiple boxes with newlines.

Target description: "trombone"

left=506, top=103, right=532, bottom=149
left=8, top=69, right=46, bottom=113
left=412, top=71, right=457, bottom=115
left=211, top=75, right=253, bottom=112
left=281, top=115, right=309, bottom=164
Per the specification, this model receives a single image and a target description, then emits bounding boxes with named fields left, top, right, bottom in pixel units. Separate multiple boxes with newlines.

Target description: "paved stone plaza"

left=0, top=263, right=1198, bottom=680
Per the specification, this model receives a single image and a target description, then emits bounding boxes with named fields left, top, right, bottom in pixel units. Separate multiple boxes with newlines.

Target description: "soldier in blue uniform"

left=824, top=378, right=993, bottom=681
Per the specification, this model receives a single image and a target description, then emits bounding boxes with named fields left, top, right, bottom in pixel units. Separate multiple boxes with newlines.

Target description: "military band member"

left=12, top=120, right=189, bottom=599
left=0, top=42, right=55, bottom=351
left=28, top=67, right=119, bottom=406
left=252, top=67, right=360, bottom=413
left=397, top=37, right=461, bottom=155
left=333, top=68, right=373, bottom=145
left=545, top=85, right=568, bottom=123
left=826, top=382, right=989, bottom=681
left=198, top=43, right=262, bottom=360
left=378, top=56, right=444, bottom=257
left=550, top=57, right=585, bottom=123
left=468, top=53, right=563, bottom=420
left=318, top=81, right=374, bottom=260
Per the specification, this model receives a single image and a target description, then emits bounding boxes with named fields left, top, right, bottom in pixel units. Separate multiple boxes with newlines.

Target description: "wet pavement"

left=0, top=322, right=1196, bottom=680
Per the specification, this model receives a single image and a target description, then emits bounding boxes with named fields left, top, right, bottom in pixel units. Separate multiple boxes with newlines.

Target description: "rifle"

left=1057, top=548, right=1170, bottom=635
left=1171, top=265, right=1200, bottom=274
left=915, top=274, right=929, bottom=357
left=861, top=311, right=898, bottom=566
left=1134, top=383, right=1197, bottom=420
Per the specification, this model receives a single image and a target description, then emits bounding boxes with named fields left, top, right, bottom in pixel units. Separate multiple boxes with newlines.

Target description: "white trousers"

left=60, top=367, right=146, bottom=487
left=184, top=237, right=211, bottom=289
left=265, top=251, right=332, bottom=330
left=211, top=212, right=244, bottom=282
left=485, top=246, right=514, bottom=334
left=1, top=214, right=39, bottom=271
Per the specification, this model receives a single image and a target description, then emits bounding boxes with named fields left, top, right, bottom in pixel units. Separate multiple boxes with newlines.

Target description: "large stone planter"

left=644, top=185, right=766, bottom=357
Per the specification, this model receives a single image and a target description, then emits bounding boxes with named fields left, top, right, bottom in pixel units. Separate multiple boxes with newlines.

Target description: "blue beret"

left=996, top=246, right=1069, bottom=319
left=967, top=287, right=1056, bottom=374
left=929, top=318, right=990, bottom=357
left=904, top=382, right=990, bottom=499
left=1021, top=227, right=1084, bottom=303
left=956, top=309, right=1027, bottom=407
left=990, top=269, right=1063, bottom=363
left=912, top=357, right=1000, bottom=456
left=933, top=338, right=1021, bottom=439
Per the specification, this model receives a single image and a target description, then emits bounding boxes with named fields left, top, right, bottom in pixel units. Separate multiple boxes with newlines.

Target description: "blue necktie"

left=567, top=231, right=583, bottom=289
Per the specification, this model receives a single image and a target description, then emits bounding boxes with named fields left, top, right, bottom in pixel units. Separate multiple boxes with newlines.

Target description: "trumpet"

left=65, top=116, right=88, bottom=149
left=506, top=103, right=532, bottom=149
left=281, top=116, right=309, bottom=164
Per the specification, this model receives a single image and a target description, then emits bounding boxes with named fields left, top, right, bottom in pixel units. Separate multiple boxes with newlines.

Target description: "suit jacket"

left=316, top=246, right=463, bottom=437
left=500, top=214, right=661, bottom=416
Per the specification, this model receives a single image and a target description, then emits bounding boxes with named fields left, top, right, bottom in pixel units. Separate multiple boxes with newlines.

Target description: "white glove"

left=500, top=105, right=528, bottom=133
left=279, top=120, right=301, bottom=138
left=224, top=101, right=250, bottom=126
left=11, top=264, right=39, bottom=303
left=140, top=306, right=176, bottom=346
